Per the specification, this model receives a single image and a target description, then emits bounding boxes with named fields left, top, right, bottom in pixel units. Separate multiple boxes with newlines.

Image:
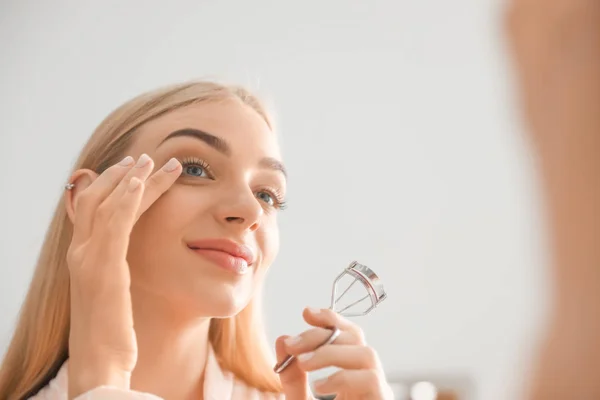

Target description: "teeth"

left=238, top=261, right=249, bottom=274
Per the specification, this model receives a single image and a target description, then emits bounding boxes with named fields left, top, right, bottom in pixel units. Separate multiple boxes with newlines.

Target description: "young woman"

left=0, top=81, right=392, bottom=399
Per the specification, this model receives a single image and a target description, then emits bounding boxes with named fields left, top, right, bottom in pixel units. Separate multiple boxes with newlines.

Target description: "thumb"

left=275, top=335, right=311, bottom=400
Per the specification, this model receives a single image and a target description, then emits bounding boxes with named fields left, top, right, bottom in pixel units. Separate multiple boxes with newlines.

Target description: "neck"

left=129, top=286, right=211, bottom=400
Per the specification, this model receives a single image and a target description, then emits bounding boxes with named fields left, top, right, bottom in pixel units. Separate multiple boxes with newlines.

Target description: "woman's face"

left=123, top=99, right=286, bottom=318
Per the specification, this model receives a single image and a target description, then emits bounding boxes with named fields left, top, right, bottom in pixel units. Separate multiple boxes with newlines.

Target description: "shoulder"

left=28, top=363, right=68, bottom=399
left=28, top=362, right=161, bottom=400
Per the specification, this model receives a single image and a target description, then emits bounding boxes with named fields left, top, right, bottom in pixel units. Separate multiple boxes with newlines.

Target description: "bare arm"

left=505, top=1, right=600, bottom=398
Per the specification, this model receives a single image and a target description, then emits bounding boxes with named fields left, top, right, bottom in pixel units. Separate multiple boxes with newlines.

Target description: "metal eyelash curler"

left=274, top=261, right=387, bottom=373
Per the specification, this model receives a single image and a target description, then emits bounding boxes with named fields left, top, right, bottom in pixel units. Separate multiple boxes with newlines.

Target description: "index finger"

left=71, top=156, right=136, bottom=243
left=283, top=327, right=358, bottom=357
left=135, top=157, right=182, bottom=220
left=302, top=307, right=365, bottom=344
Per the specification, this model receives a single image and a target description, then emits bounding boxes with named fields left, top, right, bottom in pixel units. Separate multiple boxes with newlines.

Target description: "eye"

left=256, top=189, right=287, bottom=210
left=257, top=191, right=275, bottom=206
left=184, top=165, right=207, bottom=178
left=179, top=157, right=213, bottom=179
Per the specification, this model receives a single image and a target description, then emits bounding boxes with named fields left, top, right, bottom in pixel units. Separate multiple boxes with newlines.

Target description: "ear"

left=64, top=169, right=99, bottom=224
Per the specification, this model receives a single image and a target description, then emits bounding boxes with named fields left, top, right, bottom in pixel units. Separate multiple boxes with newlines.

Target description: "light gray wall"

left=0, top=1, right=549, bottom=399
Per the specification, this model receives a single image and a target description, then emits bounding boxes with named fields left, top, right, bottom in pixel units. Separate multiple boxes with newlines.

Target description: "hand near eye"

left=275, top=308, right=393, bottom=400
left=66, top=154, right=181, bottom=399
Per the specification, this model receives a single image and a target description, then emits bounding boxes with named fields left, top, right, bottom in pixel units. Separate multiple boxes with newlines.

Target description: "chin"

left=130, top=252, right=259, bottom=318
left=196, top=286, right=253, bottom=318
left=169, top=272, right=255, bottom=318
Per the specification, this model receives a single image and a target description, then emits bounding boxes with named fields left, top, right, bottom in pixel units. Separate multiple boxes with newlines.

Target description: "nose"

left=216, top=187, right=263, bottom=232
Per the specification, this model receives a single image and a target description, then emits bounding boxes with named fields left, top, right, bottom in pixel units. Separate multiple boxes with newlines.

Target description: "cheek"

left=257, top=218, right=280, bottom=266
left=129, top=187, right=208, bottom=249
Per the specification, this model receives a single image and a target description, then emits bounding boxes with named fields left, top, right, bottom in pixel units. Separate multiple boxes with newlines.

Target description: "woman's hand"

left=276, top=307, right=393, bottom=400
left=65, top=154, right=181, bottom=399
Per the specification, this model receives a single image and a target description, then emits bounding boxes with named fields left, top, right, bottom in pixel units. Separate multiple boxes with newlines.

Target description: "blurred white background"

left=0, top=1, right=550, bottom=399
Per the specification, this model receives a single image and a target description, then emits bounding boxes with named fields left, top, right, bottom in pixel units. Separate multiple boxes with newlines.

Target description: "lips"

left=186, top=238, right=256, bottom=274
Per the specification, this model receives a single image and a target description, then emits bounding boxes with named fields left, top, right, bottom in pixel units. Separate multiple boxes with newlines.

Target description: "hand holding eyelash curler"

left=274, top=261, right=387, bottom=373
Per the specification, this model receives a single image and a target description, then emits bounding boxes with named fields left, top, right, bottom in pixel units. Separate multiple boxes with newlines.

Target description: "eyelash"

left=260, top=186, right=288, bottom=211
left=177, top=156, right=288, bottom=211
left=179, top=156, right=215, bottom=179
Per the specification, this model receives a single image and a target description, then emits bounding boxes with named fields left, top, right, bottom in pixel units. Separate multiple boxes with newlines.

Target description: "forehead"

left=130, top=99, right=281, bottom=159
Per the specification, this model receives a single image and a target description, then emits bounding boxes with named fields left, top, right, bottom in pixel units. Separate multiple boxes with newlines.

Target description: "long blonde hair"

left=0, top=81, right=282, bottom=399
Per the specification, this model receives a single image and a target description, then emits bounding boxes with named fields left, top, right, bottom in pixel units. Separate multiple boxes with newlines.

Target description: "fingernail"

left=128, top=177, right=142, bottom=192
left=307, top=307, right=320, bottom=315
left=162, top=158, right=180, bottom=172
left=284, top=336, right=302, bottom=346
left=118, top=156, right=134, bottom=166
left=136, top=154, right=151, bottom=168
left=297, top=352, right=314, bottom=362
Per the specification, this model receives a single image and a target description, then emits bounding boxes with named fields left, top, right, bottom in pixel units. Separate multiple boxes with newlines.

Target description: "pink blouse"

left=30, top=346, right=284, bottom=400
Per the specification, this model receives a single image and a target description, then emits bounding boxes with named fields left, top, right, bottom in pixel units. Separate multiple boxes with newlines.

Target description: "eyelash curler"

left=274, top=261, right=387, bottom=373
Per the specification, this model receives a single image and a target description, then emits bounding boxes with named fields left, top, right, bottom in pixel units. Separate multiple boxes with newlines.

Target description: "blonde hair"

left=0, top=81, right=282, bottom=399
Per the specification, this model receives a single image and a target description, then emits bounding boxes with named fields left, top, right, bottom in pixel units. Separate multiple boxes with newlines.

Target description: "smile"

left=186, top=238, right=255, bottom=275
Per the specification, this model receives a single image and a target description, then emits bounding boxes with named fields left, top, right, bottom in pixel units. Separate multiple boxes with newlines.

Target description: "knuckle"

left=145, top=172, right=162, bottom=187
left=288, top=332, right=313, bottom=354
left=322, top=308, right=338, bottom=320
left=325, top=309, right=345, bottom=326
left=363, top=346, right=379, bottom=367
left=350, top=325, right=366, bottom=344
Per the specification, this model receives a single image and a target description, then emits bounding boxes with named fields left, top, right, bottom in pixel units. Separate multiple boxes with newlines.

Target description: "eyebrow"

left=158, top=128, right=287, bottom=178
left=158, top=128, right=231, bottom=156
left=259, top=157, right=287, bottom=178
